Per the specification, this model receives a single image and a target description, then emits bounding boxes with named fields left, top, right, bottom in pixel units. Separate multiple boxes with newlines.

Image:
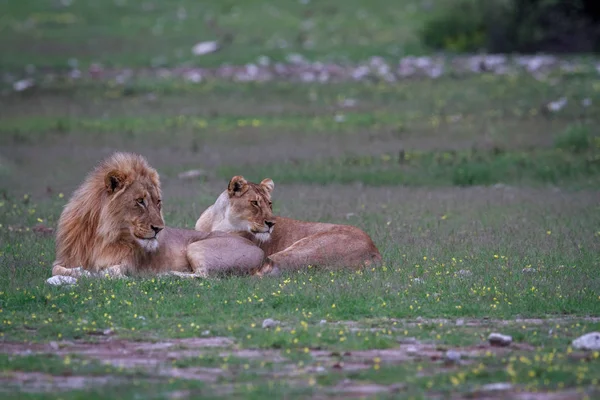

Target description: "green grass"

left=1, top=40, right=600, bottom=398
left=0, top=0, right=431, bottom=71
left=218, top=145, right=600, bottom=188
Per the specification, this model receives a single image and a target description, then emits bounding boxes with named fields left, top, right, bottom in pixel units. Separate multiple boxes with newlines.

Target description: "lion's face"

left=103, top=169, right=165, bottom=252
left=226, top=176, right=275, bottom=242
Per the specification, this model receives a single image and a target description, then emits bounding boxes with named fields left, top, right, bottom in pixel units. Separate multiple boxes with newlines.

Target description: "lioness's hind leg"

left=187, top=234, right=264, bottom=277
left=268, top=230, right=379, bottom=271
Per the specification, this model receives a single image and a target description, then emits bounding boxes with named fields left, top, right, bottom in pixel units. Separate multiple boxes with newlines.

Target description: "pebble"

left=445, top=350, right=461, bottom=363
left=488, top=332, right=512, bottom=347
left=262, top=318, right=280, bottom=329
left=481, top=382, right=513, bottom=391
left=572, top=332, right=600, bottom=350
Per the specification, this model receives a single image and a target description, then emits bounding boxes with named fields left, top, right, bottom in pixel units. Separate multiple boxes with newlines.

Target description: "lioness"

left=50, top=152, right=264, bottom=282
left=195, top=176, right=382, bottom=274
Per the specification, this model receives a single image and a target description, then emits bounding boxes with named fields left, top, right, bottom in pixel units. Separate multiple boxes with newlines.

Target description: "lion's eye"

left=157, top=200, right=162, bottom=209
left=268, top=201, right=273, bottom=208
left=250, top=200, right=259, bottom=207
left=136, top=198, right=145, bottom=206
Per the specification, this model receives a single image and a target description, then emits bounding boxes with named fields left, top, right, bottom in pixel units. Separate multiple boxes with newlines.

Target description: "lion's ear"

left=105, top=170, right=127, bottom=194
left=228, top=176, right=248, bottom=197
left=260, top=178, right=274, bottom=193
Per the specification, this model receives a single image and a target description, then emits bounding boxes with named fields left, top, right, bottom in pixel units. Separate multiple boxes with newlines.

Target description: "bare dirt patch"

left=2, top=330, right=598, bottom=398
left=0, top=371, right=130, bottom=393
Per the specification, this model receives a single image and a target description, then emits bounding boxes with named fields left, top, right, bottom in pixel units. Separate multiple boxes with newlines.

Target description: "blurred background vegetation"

left=422, top=0, right=600, bottom=53
left=1, top=0, right=598, bottom=72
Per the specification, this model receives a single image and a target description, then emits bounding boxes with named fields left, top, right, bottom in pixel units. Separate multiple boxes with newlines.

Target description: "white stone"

left=572, top=332, right=600, bottom=350
left=481, top=382, right=513, bottom=391
left=192, top=41, right=219, bottom=56
left=445, top=350, right=461, bottom=363
left=262, top=318, right=280, bottom=329
left=488, top=332, right=512, bottom=347
left=13, top=79, right=34, bottom=92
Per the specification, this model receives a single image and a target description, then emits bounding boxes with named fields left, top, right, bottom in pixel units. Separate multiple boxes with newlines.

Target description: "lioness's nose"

left=151, top=225, right=163, bottom=234
left=265, top=221, right=275, bottom=228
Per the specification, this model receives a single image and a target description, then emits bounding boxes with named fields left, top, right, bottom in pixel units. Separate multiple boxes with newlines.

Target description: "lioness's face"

left=227, top=176, right=275, bottom=242
left=105, top=170, right=165, bottom=252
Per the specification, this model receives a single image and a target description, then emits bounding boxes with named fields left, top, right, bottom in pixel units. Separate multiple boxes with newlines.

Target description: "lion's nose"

left=151, top=225, right=163, bottom=235
left=265, top=221, right=275, bottom=229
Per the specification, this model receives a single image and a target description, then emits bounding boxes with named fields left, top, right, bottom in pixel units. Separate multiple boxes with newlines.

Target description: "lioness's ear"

left=260, top=178, right=274, bottom=193
left=228, top=176, right=248, bottom=197
left=105, top=170, right=127, bottom=194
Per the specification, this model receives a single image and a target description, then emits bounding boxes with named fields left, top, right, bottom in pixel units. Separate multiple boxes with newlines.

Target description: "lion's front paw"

left=254, top=258, right=279, bottom=277
left=46, top=275, right=78, bottom=286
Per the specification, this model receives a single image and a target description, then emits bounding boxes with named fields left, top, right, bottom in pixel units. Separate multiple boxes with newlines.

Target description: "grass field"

left=0, top=0, right=434, bottom=71
left=2, top=1, right=600, bottom=399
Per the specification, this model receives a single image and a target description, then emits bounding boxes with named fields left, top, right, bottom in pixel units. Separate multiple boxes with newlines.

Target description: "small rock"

left=405, top=345, right=418, bottom=354
left=457, top=269, right=472, bottom=277
left=201, top=330, right=210, bottom=336
left=262, top=318, right=280, bottom=329
left=412, top=278, right=424, bottom=284
left=49, top=341, right=59, bottom=350
left=102, top=328, right=115, bottom=336
left=192, top=41, right=219, bottom=56
left=46, top=276, right=77, bottom=286
left=481, top=382, right=513, bottom=391
left=522, top=267, right=537, bottom=274
left=397, top=337, right=419, bottom=344
left=319, top=319, right=327, bottom=326
left=456, top=319, right=465, bottom=326
left=339, top=98, right=357, bottom=108
left=183, top=71, right=202, bottom=83
left=572, top=332, right=600, bottom=350
left=488, top=332, right=512, bottom=347
left=445, top=350, right=461, bottom=363
left=13, top=79, right=34, bottom=92
left=492, top=183, right=509, bottom=189
left=546, top=97, right=567, bottom=112
left=178, top=169, right=206, bottom=180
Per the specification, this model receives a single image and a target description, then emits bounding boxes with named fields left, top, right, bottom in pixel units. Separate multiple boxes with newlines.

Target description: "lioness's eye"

left=268, top=201, right=273, bottom=208
left=136, top=198, right=144, bottom=205
left=250, top=200, right=259, bottom=207
left=157, top=200, right=162, bottom=209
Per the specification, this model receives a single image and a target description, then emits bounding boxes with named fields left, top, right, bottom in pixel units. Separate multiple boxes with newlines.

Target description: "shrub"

left=554, top=125, right=591, bottom=153
left=421, top=0, right=600, bottom=53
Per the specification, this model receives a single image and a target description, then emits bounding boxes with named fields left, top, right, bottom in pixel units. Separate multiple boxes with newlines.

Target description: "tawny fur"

left=52, top=153, right=264, bottom=278
left=195, top=176, right=382, bottom=274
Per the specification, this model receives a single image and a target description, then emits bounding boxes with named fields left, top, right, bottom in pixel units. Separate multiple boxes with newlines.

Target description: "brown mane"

left=54, top=152, right=160, bottom=272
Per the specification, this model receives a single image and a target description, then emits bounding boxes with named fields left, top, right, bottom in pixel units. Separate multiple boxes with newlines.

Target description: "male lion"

left=195, top=176, right=382, bottom=274
left=50, top=153, right=264, bottom=282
